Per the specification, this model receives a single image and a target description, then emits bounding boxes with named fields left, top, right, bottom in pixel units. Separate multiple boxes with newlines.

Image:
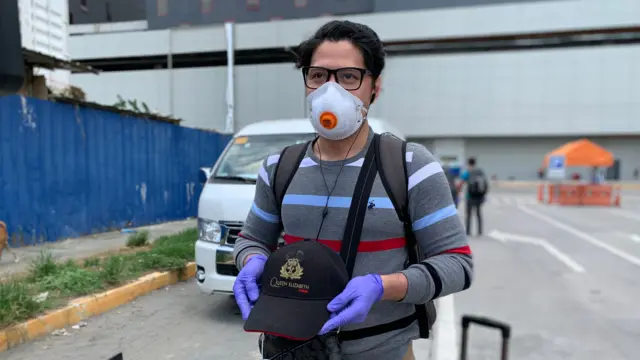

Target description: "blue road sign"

left=549, top=155, right=565, bottom=169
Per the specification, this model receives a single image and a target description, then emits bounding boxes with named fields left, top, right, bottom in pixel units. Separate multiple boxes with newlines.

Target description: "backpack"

left=467, top=170, right=488, bottom=198
left=271, top=132, right=436, bottom=340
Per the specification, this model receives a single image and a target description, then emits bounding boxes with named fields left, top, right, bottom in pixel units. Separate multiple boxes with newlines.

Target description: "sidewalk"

left=0, top=219, right=196, bottom=279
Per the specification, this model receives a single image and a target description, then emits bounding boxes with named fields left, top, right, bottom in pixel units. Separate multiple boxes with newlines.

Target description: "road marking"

left=488, top=230, right=586, bottom=273
left=518, top=205, right=640, bottom=268
left=607, top=208, right=640, bottom=222
left=432, top=295, right=458, bottom=360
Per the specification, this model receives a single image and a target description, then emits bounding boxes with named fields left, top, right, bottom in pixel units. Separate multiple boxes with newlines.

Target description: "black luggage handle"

left=460, top=315, right=511, bottom=360
left=461, top=315, right=511, bottom=339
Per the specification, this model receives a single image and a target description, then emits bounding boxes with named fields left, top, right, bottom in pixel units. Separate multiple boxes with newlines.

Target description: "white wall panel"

left=71, top=69, right=173, bottom=119
left=234, top=63, right=307, bottom=130
left=369, top=45, right=640, bottom=137
left=463, top=136, right=640, bottom=180
left=71, top=63, right=305, bottom=132
left=73, top=44, right=640, bottom=137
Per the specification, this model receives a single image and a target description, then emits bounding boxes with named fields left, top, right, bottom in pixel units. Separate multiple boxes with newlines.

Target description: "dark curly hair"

left=295, top=20, right=386, bottom=80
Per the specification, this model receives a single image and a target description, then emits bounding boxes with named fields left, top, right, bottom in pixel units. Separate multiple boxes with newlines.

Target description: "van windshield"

left=211, top=133, right=316, bottom=183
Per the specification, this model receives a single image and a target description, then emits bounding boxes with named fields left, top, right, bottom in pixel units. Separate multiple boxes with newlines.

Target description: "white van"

left=195, top=118, right=404, bottom=295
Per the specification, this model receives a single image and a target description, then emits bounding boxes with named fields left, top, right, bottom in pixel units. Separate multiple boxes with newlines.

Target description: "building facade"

left=19, top=0, right=71, bottom=90
left=68, top=0, right=640, bottom=180
left=68, top=0, right=146, bottom=24
left=69, top=0, right=555, bottom=28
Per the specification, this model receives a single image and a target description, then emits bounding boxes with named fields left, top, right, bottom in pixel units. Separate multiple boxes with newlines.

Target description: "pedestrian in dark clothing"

left=442, top=165, right=459, bottom=208
left=460, top=158, right=488, bottom=236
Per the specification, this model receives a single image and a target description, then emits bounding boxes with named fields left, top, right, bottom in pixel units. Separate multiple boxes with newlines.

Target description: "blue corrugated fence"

left=0, top=95, right=231, bottom=245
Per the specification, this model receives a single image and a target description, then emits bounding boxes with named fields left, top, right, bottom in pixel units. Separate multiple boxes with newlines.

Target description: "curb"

left=0, top=262, right=196, bottom=352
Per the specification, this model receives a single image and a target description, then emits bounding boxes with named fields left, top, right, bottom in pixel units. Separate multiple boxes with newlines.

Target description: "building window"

left=247, top=0, right=259, bottom=10
left=69, top=12, right=74, bottom=24
left=201, top=0, right=213, bottom=13
left=80, top=0, right=88, bottom=11
left=294, top=0, right=307, bottom=8
left=157, top=0, right=168, bottom=16
left=106, top=2, right=112, bottom=22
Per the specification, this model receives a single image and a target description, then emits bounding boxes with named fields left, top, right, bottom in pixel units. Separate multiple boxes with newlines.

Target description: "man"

left=460, top=157, right=488, bottom=236
left=232, top=20, right=473, bottom=360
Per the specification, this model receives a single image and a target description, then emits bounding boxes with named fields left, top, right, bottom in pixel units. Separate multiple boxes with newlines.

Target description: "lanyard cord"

left=313, top=125, right=365, bottom=242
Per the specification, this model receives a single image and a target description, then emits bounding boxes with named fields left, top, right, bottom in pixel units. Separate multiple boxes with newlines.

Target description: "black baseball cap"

left=243, top=240, right=349, bottom=340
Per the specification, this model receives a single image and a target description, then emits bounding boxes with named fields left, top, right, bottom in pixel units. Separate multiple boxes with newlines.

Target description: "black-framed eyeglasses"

left=302, top=66, right=372, bottom=91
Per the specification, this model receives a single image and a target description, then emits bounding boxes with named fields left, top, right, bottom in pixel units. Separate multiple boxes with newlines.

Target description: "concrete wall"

left=67, top=0, right=555, bottom=29
left=413, top=136, right=640, bottom=181
left=70, top=0, right=640, bottom=58
left=368, top=45, right=640, bottom=137
left=71, top=63, right=304, bottom=131
left=372, top=0, right=557, bottom=12
left=71, top=44, right=640, bottom=138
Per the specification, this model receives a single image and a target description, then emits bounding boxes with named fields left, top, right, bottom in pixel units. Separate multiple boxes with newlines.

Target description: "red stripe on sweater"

left=441, top=245, right=472, bottom=255
left=283, top=234, right=406, bottom=252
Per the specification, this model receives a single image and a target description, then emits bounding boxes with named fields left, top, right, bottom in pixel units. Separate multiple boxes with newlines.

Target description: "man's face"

left=306, top=40, right=380, bottom=108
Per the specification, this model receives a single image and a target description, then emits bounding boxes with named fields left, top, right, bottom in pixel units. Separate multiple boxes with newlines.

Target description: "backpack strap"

left=272, top=141, right=311, bottom=214
left=339, top=134, right=378, bottom=277
left=374, top=133, right=435, bottom=339
left=374, top=133, right=409, bottom=223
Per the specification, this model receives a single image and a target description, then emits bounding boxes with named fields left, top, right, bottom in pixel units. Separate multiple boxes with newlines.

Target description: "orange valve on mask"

left=319, top=112, right=338, bottom=130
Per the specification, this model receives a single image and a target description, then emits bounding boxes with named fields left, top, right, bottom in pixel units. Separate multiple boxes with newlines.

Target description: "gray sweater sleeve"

left=233, top=154, right=282, bottom=270
left=399, top=143, right=474, bottom=304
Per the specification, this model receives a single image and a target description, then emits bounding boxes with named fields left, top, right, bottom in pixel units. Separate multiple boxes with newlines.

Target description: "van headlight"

left=198, top=218, right=222, bottom=243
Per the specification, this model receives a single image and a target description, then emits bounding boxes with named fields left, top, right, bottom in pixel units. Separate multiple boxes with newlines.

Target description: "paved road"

left=2, top=283, right=261, bottom=360
left=4, top=191, right=640, bottom=360
left=452, top=192, right=640, bottom=360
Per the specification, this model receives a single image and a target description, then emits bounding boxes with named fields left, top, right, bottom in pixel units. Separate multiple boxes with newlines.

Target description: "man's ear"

left=370, top=76, right=382, bottom=104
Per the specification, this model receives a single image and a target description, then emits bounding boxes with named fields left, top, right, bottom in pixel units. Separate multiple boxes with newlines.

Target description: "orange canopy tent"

left=543, top=138, right=614, bottom=168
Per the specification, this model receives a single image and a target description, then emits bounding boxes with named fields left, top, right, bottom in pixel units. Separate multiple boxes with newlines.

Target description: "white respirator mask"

left=306, top=82, right=368, bottom=141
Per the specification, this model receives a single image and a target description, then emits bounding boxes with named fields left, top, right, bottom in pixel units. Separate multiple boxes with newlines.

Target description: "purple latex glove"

left=319, top=274, right=384, bottom=335
left=233, top=254, right=268, bottom=320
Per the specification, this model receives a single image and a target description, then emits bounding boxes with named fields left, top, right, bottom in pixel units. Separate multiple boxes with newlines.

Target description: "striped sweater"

left=234, top=128, right=473, bottom=360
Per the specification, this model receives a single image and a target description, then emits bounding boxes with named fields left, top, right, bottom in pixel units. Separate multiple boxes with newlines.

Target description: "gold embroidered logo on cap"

left=280, top=250, right=304, bottom=280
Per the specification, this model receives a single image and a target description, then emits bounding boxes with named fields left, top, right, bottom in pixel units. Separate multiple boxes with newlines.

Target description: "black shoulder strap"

left=375, top=133, right=435, bottom=338
left=340, top=135, right=378, bottom=277
left=272, top=141, right=311, bottom=213
left=337, top=134, right=435, bottom=341
left=374, top=133, right=409, bottom=222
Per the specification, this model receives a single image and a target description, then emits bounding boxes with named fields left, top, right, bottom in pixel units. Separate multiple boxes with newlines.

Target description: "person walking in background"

left=460, top=157, right=488, bottom=236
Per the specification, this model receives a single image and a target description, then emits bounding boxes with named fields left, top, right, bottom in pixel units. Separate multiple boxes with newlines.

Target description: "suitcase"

left=460, top=315, right=511, bottom=360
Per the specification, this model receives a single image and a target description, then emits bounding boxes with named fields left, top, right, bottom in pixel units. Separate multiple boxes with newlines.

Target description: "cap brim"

left=244, top=294, right=330, bottom=341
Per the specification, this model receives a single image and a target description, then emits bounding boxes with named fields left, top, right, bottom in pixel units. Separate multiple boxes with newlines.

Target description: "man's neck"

left=314, top=124, right=370, bottom=161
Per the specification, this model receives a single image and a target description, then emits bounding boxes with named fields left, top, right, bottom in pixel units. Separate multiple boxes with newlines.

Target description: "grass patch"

left=126, top=230, right=149, bottom=248
left=0, top=228, right=197, bottom=329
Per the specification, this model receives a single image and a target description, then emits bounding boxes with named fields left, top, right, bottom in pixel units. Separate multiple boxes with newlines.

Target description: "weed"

left=83, top=257, right=100, bottom=267
left=28, top=250, right=58, bottom=280
left=126, top=230, right=150, bottom=248
left=38, top=265, right=103, bottom=297
left=100, top=256, right=127, bottom=285
left=152, top=228, right=197, bottom=261
left=0, top=280, right=47, bottom=328
left=0, top=227, right=198, bottom=330
left=133, top=252, right=185, bottom=272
